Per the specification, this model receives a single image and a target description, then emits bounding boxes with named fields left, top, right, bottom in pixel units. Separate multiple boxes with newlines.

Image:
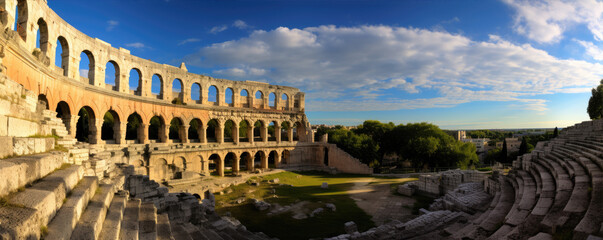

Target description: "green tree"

left=553, top=127, right=558, bottom=137
left=500, top=139, right=508, bottom=163
left=587, top=79, right=603, bottom=119
left=518, top=137, right=528, bottom=155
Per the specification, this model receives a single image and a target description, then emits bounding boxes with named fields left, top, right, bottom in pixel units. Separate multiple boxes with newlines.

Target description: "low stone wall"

left=0, top=74, right=42, bottom=137
left=326, top=143, right=373, bottom=174
left=411, top=170, right=488, bottom=196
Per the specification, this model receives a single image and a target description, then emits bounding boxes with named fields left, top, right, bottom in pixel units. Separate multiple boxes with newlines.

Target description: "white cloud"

left=503, top=0, right=603, bottom=43
left=106, top=20, right=118, bottom=31
left=125, top=42, right=146, bottom=49
left=233, top=20, right=249, bottom=29
left=185, top=25, right=603, bottom=112
left=178, top=38, right=200, bottom=45
left=576, top=39, right=603, bottom=60
left=210, top=25, right=228, bottom=34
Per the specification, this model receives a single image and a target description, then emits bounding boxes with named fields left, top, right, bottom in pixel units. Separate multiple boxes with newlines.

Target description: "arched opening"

left=105, top=61, right=119, bottom=91
left=194, top=155, right=204, bottom=173
left=149, top=116, right=166, bottom=143
left=224, top=120, right=236, bottom=142
left=268, top=121, right=277, bottom=141
left=208, top=154, right=221, bottom=176
left=206, top=119, right=219, bottom=143
left=129, top=68, right=142, bottom=96
left=191, top=83, right=201, bottom=103
left=75, top=106, right=97, bottom=143
left=126, top=112, right=143, bottom=143
left=36, top=18, right=48, bottom=54
left=239, top=152, right=252, bottom=172
left=239, top=120, right=251, bottom=142
left=255, top=90, right=264, bottom=108
left=268, top=150, right=278, bottom=168
left=171, top=157, right=187, bottom=179
left=55, top=101, right=72, bottom=134
left=154, top=159, right=168, bottom=181
left=188, top=118, right=202, bottom=142
left=55, top=36, right=69, bottom=76
left=37, top=94, right=49, bottom=110
left=281, top=93, right=289, bottom=110
left=281, top=150, right=290, bottom=165
left=253, top=120, right=265, bottom=142
left=151, top=74, right=163, bottom=99
left=79, top=50, right=95, bottom=85
left=281, top=121, right=291, bottom=141
left=240, top=89, right=250, bottom=108
left=171, top=79, right=183, bottom=105
left=269, top=92, right=276, bottom=109
left=134, top=160, right=146, bottom=175
left=293, top=121, right=305, bottom=141
left=14, top=0, right=27, bottom=41
left=168, top=117, right=185, bottom=142
left=208, top=85, right=218, bottom=105
left=254, top=151, right=266, bottom=169
left=225, top=88, right=234, bottom=106
left=225, top=152, right=237, bottom=175
left=101, top=110, right=120, bottom=144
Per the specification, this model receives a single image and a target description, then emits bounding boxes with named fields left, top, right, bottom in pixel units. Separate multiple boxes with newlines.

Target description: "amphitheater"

left=1, top=0, right=603, bottom=240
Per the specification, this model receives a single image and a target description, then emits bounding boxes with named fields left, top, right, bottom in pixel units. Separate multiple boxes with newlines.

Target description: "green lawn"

left=215, top=171, right=382, bottom=239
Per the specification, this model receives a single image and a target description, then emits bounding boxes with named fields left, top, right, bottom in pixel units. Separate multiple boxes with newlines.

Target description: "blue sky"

left=48, top=0, right=603, bottom=129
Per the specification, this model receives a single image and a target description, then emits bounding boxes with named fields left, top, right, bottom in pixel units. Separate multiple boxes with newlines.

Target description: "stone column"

left=139, top=123, right=149, bottom=144
left=261, top=125, right=268, bottom=143
left=180, top=124, right=189, bottom=143
left=217, top=122, right=224, bottom=144
left=248, top=126, right=254, bottom=144
left=288, top=128, right=294, bottom=143
left=275, top=152, right=281, bottom=168
left=218, top=158, right=225, bottom=177
left=233, top=156, right=240, bottom=174
left=199, top=126, right=206, bottom=144
left=275, top=125, right=281, bottom=143
left=117, top=122, right=127, bottom=145
left=68, top=115, right=78, bottom=138
left=233, top=87, right=240, bottom=107
left=261, top=154, right=268, bottom=169
left=247, top=155, right=254, bottom=172
left=90, top=119, right=103, bottom=144
left=159, top=123, right=168, bottom=143
left=232, top=125, right=239, bottom=144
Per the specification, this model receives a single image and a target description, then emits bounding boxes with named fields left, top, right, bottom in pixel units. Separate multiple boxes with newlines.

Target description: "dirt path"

left=346, top=178, right=417, bottom=225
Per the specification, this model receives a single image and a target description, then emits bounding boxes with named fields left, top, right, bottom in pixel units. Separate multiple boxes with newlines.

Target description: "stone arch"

left=36, top=18, right=49, bottom=54
left=225, top=87, right=234, bottom=106
left=225, top=152, right=237, bottom=175
left=101, top=109, right=121, bottom=144
left=151, top=74, right=163, bottom=99
left=224, top=119, right=236, bottom=142
left=129, top=68, right=142, bottom=96
left=168, top=117, right=185, bottom=142
left=255, top=90, right=264, bottom=108
left=37, top=94, right=49, bottom=110
left=171, top=156, right=187, bottom=179
left=134, top=159, right=146, bottom=175
left=269, top=92, right=276, bottom=109
left=171, top=78, right=183, bottom=104
left=14, top=0, right=27, bottom=41
left=239, top=119, right=252, bottom=142
left=191, top=82, right=201, bottom=103
left=253, top=120, right=265, bottom=142
left=240, top=89, right=250, bottom=108
left=281, top=150, right=290, bottom=165
left=206, top=119, right=220, bottom=143
left=254, top=150, right=267, bottom=169
left=294, top=121, right=305, bottom=141
left=55, top=36, right=69, bottom=76
left=193, top=155, right=203, bottom=173
left=281, top=121, right=291, bottom=141
left=105, top=60, right=119, bottom=91
left=208, top=85, right=218, bottom=105
left=152, top=158, right=169, bottom=181
left=208, top=153, right=222, bottom=176
left=281, top=93, right=289, bottom=110
left=188, top=118, right=203, bottom=142
left=239, top=152, right=252, bottom=172
left=268, top=121, right=277, bottom=141
left=149, top=115, right=167, bottom=143
left=125, top=112, right=144, bottom=143
left=79, top=50, right=95, bottom=85
left=75, top=106, right=98, bottom=143
left=55, top=101, right=72, bottom=135
left=268, top=150, right=279, bottom=168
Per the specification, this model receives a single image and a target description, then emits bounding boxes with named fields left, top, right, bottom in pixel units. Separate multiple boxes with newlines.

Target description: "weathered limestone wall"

left=412, top=170, right=488, bottom=196
left=325, top=143, right=373, bottom=174
left=0, top=72, right=41, bottom=137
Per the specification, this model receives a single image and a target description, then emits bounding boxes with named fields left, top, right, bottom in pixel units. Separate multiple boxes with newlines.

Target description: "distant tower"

left=456, top=130, right=466, bottom=141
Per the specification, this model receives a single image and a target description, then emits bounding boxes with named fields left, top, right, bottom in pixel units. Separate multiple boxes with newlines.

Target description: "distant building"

left=496, top=137, right=521, bottom=153
left=461, top=138, right=489, bottom=153
left=456, top=130, right=467, bottom=141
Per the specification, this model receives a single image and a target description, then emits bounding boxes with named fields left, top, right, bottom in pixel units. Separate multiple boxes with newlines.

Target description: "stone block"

left=344, top=221, right=358, bottom=234
left=7, top=117, right=38, bottom=137
left=10, top=188, right=57, bottom=226
left=13, top=137, right=34, bottom=155
left=0, top=115, right=7, bottom=136
left=0, top=160, right=26, bottom=196
left=0, top=136, right=13, bottom=158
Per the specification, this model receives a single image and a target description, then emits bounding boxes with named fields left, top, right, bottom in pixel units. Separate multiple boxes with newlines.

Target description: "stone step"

left=139, top=202, right=158, bottom=240
left=562, top=160, right=590, bottom=214
left=45, top=176, right=99, bottom=240
left=98, top=194, right=128, bottom=240
left=156, top=213, right=174, bottom=240
left=170, top=223, right=194, bottom=240
left=0, top=206, right=39, bottom=239
left=478, top=176, right=515, bottom=232
left=120, top=199, right=141, bottom=240
left=70, top=183, right=115, bottom=239
left=504, top=170, right=536, bottom=226
left=0, top=152, right=67, bottom=196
